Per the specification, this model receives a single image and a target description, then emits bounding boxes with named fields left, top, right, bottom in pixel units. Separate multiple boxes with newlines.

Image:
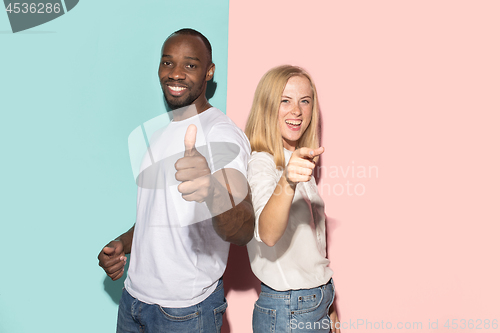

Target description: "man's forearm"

left=212, top=193, right=255, bottom=246
left=207, top=169, right=255, bottom=246
left=116, top=225, right=135, bottom=254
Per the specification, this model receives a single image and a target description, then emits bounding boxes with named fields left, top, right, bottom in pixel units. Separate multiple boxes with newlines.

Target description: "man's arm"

left=97, top=225, right=135, bottom=281
left=208, top=169, right=255, bottom=246
left=175, top=124, right=255, bottom=246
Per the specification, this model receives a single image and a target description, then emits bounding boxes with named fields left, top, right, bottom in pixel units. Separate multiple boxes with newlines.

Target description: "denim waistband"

left=260, top=278, right=333, bottom=295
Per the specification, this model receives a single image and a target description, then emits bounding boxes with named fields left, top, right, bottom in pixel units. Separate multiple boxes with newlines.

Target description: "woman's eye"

left=281, top=99, right=289, bottom=103
left=301, top=99, right=310, bottom=104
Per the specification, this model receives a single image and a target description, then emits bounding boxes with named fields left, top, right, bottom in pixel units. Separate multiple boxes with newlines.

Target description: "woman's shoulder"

left=248, top=151, right=282, bottom=183
left=248, top=151, right=280, bottom=175
left=249, top=151, right=276, bottom=165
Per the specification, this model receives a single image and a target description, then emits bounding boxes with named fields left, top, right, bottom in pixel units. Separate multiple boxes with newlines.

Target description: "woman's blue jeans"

left=253, top=280, right=334, bottom=333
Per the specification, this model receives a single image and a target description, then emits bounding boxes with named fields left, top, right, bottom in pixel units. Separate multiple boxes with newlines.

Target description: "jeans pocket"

left=294, top=288, right=324, bottom=314
left=156, top=305, right=200, bottom=332
left=253, top=303, right=277, bottom=333
left=213, top=299, right=228, bottom=332
left=297, top=292, right=320, bottom=311
left=157, top=306, right=199, bottom=321
left=291, top=287, right=332, bottom=333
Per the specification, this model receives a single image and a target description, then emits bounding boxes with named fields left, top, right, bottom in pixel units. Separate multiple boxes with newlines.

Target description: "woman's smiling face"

left=278, top=75, right=313, bottom=151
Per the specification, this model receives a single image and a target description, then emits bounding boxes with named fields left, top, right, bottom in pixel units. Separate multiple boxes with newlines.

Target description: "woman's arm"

left=258, top=174, right=295, bottom=246
left=329, top=302, right=341, bottom=333
left=258, top=147, right=324, bottom=246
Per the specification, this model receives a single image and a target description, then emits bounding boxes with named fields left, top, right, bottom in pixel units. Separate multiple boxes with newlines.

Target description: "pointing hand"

left=285, top=147, right=324, bottom=185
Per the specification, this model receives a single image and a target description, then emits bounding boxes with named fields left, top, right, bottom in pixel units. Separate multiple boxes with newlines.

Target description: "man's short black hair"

left=169, top=28, right=213, bottom=64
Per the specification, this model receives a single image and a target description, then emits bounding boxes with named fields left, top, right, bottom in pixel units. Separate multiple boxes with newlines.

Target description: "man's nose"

left=168, top=65, right=185, bottom=80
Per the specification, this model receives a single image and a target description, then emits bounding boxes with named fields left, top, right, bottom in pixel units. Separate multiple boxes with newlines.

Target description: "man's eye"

left=162, top=61, right=172, bottom=66
left=186, top=64, right=196, bottom=69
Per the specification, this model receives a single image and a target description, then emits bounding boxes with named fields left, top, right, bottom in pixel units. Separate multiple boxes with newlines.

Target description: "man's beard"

left=162, top=83, right=204, bottom=110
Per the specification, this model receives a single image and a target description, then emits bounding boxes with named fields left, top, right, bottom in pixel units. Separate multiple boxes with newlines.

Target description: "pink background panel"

left=224, top=1, right=500, bottom=332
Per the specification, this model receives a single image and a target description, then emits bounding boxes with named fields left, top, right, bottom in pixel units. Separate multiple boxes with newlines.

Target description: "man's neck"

left=171, top=100, right=213, bottom=121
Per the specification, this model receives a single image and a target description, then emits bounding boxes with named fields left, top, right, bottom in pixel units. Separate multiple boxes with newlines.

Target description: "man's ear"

left=206, top=63, right=215, bottom=81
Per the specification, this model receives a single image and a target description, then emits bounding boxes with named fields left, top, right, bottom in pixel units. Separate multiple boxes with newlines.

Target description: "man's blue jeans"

left=117, top=279, right=227, bottom=333
left=252, top=280, right=334, bottom=333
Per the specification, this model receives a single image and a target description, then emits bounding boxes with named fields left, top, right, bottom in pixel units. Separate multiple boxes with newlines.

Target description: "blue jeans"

left=117, top=279, right=227, bottom=333
left=253, top=280, right=334, bottom=333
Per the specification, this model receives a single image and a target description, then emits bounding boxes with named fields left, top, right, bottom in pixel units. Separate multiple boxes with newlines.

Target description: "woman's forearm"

left=258, top=175, right=296, bottom=246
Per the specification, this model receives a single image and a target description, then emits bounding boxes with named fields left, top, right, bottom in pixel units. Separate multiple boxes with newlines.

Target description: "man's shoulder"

left=204, top=107, right=238, bottom=127
left=204, top=108, right=247, bottom=140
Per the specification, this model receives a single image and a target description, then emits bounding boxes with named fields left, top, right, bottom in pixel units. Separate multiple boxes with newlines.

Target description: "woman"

left=245, top=65, right=340, bottom=332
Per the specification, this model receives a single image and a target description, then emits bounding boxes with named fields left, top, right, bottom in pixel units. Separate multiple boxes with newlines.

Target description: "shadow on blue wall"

left=103, top=254, right=130, bottom=305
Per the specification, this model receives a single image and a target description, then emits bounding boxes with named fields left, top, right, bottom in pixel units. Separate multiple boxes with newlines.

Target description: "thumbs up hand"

left=285, top=147, right=324, bottom=185
left=183, top=123, right=198, bottom=157
left=175, top=124, right=213, bottom=202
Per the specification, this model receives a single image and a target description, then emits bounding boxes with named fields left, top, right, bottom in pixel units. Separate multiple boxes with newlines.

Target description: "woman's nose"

left=290, top=103, right=302, bottom=116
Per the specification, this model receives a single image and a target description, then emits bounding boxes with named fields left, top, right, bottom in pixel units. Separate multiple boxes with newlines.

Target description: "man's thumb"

left=102, top=246, right=116, bottom=255
left=184, top=124, right=197, bottom=156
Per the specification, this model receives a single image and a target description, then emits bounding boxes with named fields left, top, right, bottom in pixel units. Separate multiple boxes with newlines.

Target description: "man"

left=97, top=28, right=254, bottom=332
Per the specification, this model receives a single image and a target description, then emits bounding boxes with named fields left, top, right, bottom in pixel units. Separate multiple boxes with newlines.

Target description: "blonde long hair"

left=245, top=65, right=321, bottom=168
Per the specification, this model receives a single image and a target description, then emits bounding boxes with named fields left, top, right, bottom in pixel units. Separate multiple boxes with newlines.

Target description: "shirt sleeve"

left=206, top=122, right=251, bottom=177
left=247, top=152, right=281, bottom=242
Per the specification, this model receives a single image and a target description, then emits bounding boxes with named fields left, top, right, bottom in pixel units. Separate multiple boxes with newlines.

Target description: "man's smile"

left=165, top=83, right=188, bottom=96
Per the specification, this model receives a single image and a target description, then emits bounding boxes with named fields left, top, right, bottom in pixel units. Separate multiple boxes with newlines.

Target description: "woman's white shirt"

left=246, top=149, right=333, bottom=291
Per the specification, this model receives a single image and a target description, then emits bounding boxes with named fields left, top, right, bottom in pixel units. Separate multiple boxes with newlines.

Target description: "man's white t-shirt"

left=124, top=107, right=250, bottom=307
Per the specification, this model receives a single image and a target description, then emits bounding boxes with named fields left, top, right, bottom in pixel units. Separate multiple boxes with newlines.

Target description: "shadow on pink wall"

left=221, top=217, right=343, bottom=332
left=222, top=244, right=260, bottom=332
left=326, top=216, right=342, bottom=321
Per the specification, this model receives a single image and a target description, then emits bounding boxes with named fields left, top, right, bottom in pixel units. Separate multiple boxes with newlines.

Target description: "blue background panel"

left=0, top=1, right=229, bottom=331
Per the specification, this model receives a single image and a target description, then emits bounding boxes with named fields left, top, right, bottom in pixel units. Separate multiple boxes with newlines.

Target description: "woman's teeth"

left=285, top=120, right=302, bottom=126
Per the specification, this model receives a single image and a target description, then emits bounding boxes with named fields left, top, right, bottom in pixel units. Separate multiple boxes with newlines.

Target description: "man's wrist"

left=206, top=173, right=234, bottom=216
